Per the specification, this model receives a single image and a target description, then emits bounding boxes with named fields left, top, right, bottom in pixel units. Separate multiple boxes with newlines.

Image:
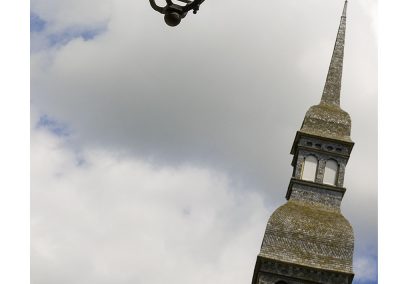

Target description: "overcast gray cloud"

left=31, top=127, right=270, bottom=284
left=31, top=0, right=377, bottom=282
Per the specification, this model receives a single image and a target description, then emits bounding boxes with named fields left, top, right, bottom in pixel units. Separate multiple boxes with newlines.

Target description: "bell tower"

left=252, top=1, right=355, bottom=283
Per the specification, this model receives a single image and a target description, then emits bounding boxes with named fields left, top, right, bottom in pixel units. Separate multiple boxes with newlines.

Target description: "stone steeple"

left=321, top=0, right=347, bottom=107
left=251, top=1, right=355, bottom=283
left=300, top=0, right=351, bottom=143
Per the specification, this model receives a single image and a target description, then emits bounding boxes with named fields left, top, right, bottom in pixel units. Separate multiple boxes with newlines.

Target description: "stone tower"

left=251, top=1, right=355, bottom=283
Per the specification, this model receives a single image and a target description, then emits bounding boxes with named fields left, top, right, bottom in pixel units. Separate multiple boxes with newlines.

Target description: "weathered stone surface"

left=320, top=1, right=347, bottom=107
left=293, top=141, right=349, bottom=187
left=288, top=181, right=344, bottom=212
left=259, top=200, right=354, bottom=274
left=300, top=104, right=352, bottom=143
left=251, top=2, right=355, bottom=283
left=299, top=1, right=351, bottom=143
left=254, top=257, right=354, bottom=284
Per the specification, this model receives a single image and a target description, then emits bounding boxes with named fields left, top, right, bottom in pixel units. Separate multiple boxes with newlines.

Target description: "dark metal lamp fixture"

left=149, top=0, right=206, bottom=26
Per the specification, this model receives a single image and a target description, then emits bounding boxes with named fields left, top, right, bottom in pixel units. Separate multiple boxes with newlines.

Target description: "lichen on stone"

left=260, top=200, right=354, bottom=274
left=300, top=103, right=352, bottom=143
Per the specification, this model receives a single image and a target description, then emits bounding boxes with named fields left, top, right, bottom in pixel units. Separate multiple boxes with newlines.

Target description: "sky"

left=30, top=0, right=377, bottom=283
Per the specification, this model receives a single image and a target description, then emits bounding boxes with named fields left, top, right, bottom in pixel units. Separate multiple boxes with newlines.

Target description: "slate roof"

left=260, top=200, right=354, bottom=274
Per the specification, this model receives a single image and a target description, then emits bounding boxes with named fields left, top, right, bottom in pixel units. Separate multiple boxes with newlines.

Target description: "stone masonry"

left=251, top=2, right=355, bottom=283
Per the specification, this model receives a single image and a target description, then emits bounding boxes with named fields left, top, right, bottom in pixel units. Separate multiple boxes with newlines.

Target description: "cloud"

left=31, top=0, right=377, bottom=282
left=31, top=0, right=111, bottom=33
left=31, top=13, right=46, bottom=33
left=36, top=114, right=71, bottom=137
left=353, top=254, right=378, bottom=283
left=31, top=126, right=270, bottom=284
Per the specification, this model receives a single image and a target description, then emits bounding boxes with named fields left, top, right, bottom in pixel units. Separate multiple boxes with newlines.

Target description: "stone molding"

left=254, top=256, right=354, bottom=284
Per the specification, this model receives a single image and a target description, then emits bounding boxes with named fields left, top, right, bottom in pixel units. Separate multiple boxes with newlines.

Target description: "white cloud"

left=31, top=0, right=378, bottom=282
left=356, top=0, right=377, bottom=37
left=31, top=127, right=269, bottom=284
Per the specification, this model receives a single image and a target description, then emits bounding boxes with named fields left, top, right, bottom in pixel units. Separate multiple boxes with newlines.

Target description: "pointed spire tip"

left=320, top=0, right=348, bottom=107
left=342, top=0, right=348, bottom=17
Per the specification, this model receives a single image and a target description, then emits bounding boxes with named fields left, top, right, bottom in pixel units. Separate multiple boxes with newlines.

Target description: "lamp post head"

left=164, top=12, right=181, bottom=26
left=149, top=0, right=205, bottom=26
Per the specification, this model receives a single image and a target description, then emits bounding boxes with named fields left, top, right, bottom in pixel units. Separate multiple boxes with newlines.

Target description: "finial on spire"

left=320, top=0, right=348, bottom=107
left=342, top=0, right=348, bottom=18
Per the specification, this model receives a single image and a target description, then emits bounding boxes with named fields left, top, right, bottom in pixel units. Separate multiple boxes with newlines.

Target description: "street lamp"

left=149, top=0, right=206, bottom=26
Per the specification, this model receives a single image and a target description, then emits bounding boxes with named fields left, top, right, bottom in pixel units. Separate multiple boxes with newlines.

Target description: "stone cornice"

left=286, top=178, right=346, bottom=201
left=290, top=131, right=354, bottom=156
left=253, top=255, right=354, bottom=284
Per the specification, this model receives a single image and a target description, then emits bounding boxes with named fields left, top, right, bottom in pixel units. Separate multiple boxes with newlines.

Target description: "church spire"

left=321, top=0, right=348, bottom=107
left=251, top=2, right=355, bottom=283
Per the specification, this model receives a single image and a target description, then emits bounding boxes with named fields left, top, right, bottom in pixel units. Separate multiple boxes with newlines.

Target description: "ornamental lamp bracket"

left=149, top=0, right=206, bottom=26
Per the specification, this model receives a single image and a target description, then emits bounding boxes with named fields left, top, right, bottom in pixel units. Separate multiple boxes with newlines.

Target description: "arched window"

left=302, top=155, right=318, bottom=182
left=323, top=159, right=338, bottom=185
